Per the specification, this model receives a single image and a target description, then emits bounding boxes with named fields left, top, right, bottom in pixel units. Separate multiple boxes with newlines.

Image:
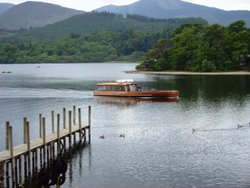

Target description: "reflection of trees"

left=147, top=76, right=250, bottom=102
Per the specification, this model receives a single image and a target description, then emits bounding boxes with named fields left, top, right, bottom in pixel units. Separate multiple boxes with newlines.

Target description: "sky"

left=1, top=0, right=250, bottom=11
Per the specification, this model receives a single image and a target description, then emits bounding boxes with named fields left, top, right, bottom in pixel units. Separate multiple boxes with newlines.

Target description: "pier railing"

left=0, top=105, right=91, bottom=187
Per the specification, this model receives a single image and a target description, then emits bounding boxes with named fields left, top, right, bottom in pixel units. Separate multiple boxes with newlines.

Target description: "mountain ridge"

left=96, top=0, right=250, bottom=26
left=0, top=3, right=14, bottom=14
left=0, top=1, right=84, bottom=30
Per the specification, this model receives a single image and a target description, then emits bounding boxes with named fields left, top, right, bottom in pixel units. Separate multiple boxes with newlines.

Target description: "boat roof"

left=96, top=79, right=138, bottom=86
left=96, top=82, right=136, bottom=86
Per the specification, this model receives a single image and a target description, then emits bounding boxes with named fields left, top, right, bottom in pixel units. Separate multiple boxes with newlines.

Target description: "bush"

left=200, top=59, right=216, bottom=72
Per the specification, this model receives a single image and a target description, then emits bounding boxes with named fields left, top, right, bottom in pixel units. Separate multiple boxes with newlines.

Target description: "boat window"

left=97, top=86, right=106, bottom=91
left=97, top=85, right=127, bottom=91
left=130, top=84, right=137, bottom=91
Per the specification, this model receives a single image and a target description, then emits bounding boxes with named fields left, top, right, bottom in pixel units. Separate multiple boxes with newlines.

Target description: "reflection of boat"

left=1, top=71, right=11, bottom=73
left=93, top=79, right=179, bottom=99
left=95, top=96, right=178, bottom=106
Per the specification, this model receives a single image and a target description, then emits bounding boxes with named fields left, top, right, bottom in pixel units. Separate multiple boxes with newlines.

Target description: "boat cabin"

left=96, top=80, right=140, bottom=92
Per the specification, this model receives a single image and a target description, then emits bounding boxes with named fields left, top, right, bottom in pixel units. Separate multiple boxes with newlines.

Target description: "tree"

left=168, top=24, right=203, bottom=70
left=228, top=20, right=249, bottom=69
left=136, top=39, right=168, bottom=70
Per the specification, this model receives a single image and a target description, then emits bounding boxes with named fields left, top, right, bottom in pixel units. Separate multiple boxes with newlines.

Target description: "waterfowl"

left=99, top=135, right=105, bottom=139
left=237, top=124, right=243, bottom=129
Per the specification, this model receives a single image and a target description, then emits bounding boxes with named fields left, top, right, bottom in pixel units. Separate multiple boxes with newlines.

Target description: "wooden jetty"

left=0, top=105, right=91, bottom=187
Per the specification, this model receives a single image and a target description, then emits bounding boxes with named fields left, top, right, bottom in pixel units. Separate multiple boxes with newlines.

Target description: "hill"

left=18, top=12, right=207, bottom=40
left=0, top=1, right=84, bottom=30
left=96, top=0, right=250, bottom=26
left=0, top=12, right=208, bottom=63
left=0, top=3, right=14, bottom=14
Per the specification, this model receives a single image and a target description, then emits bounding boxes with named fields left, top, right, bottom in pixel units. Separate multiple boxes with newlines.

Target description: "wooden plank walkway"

left=0, top=105, right=92, bottom=188
left=0, top=123, right=89, bottom=162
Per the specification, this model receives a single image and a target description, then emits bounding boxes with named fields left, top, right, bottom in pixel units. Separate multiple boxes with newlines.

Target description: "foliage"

left=137, top=20, right=250, bottom=72
left=0, top=31, right=164, bottom=63
left=0, top=12, right=207, bottom=41
left=0, top=13, right=208, bottom=63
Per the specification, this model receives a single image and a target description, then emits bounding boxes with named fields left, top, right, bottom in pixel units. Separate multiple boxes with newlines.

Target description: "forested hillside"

left=0, top=12, right=207, bottom=63
left=14, top=12, right=207, bottom=40
left=136, top=20, right=250, bottom=72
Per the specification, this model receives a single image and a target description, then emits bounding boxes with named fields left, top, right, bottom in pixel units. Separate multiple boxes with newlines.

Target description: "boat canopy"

left=96, top=82, right=131, bottom=86
left=116, top=79, right=134, bottom=83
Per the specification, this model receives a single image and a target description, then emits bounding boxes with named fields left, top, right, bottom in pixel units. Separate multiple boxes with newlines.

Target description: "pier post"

left=18, top=157, right=22, bottom=183
left=69, top=111, right=72, bottom=134
left=78, top=108, right=82, bottom=130
left=9, top=125, right=15, bottom=181
left=39, top=114, right=42, bottom=138
left=42, top=118, right=46, bottom=165
left=73, top=106, right=76, bottom=143
left=34, top=149, right=38, bottom=172
left=88, top=106, right=91, bottom=142
left=5, top=122, right=10, bottom=150
left=73, top=106, right=76, bottom=125
left=63, top=108, right=66, bottom=129
left=78, top=108, right=82, bottom=141
left=6, top=162, right=9, bottom=187
left=0, top=162, right=4, bottom=188
left=57, top=114, right=60, bottom=154
left=42, top=118, right=46, bottom=145
left=23, top=118, right=27, bottom=144
left=9, top=126, right=13, bottom=160
left=26, top=121, right=31, bottom=176
left=26, top=121, right=30, bottom=151
left=69, top=111, right=72, bottom=147
left=14, top=158, right=18, bottom=183
left=51, top=111, right=55, bottom=133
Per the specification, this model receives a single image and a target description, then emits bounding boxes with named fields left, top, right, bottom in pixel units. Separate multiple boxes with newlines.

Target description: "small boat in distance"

left=93, top=79, right=179, bottom=99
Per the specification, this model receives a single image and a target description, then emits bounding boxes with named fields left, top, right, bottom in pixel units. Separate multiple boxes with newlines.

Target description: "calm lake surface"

left=0, top=63, right=250, bottom=188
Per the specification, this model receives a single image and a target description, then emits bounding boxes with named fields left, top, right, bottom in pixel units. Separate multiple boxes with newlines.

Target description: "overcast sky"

left=1, top=0, right=250, bottom=11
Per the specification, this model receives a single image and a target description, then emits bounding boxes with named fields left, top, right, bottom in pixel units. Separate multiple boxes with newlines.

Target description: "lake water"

left=0, top=63, right=250, bottom=188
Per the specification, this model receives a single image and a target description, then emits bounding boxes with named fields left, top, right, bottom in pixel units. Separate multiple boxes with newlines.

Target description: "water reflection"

left=37, top=157, right=67, bottom=187
left=151, top=75, right=250, bottom=101
left=19, top=142, right=91, bottom=188
left=94, top=96, right=178, bottom=106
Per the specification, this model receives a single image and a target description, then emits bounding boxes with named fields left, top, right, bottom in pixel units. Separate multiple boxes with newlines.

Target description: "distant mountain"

left=0, top=3, right=14, bottom=14
left=0, top=1, right=84, bottom=30
left=96, top=0, right=250, bottom=26
left=18, top=12, right=207, bottom=40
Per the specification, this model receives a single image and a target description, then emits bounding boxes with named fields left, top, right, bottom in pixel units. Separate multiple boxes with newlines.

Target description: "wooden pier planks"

left=0, top=123, right=89, bottom=162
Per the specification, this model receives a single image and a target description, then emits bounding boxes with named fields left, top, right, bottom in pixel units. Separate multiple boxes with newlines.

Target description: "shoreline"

left=126, top=70, right=250, bottom=76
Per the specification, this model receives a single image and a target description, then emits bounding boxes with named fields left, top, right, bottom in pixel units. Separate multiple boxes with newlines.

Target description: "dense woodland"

left=0, top=31, right=163, bottom=63
left=0, top=12, right=207, bottom=63
left=137, top=20, right=250, bottom=72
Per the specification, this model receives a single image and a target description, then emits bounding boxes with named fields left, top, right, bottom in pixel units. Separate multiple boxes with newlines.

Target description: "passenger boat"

left=93, top=79, right=179, bottom=99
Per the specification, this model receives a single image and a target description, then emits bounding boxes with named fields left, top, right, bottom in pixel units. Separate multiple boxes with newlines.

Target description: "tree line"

left=0, top=30, right=163, bottom=63
left=137, top=20, right=250, bottom=72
